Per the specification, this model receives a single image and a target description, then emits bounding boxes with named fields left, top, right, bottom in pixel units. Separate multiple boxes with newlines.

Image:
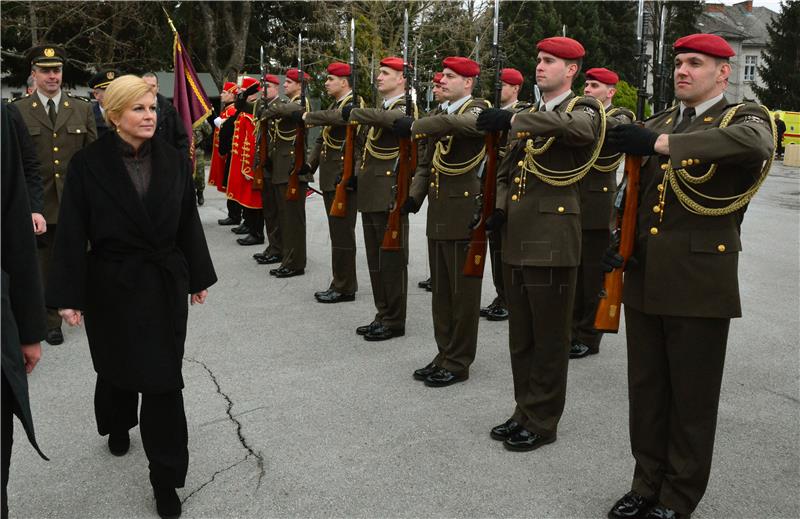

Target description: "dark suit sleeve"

left=7, top=104, right=43, bottom=214
left=175, top=160, right=217, bottom=294
left=217, top=112, right=239, bottom=156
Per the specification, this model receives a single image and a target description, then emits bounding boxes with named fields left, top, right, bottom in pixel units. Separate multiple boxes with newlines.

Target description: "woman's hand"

left=59, top=308, right=83, bottom=327
left=191, top=290, right=208, bottom=305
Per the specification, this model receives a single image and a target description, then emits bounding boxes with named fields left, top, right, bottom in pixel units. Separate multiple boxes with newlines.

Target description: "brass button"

left=650, top=227, right=659, bottom=235
left=657, top=184, right=664, bottom=192
left=602, top=187, right=608, bottom=192
left=660, top=163, right=668, bottom=170
left=32, top=102, right=38, bottom=108
left=687, top=159, right=694, bottom=166
left=386, top=171, right=392, bottom=176
left=431, top=168, right=436, bottom=174
left=53, top=146, right=59, bottom=152
left=55, top=173, right=60, bottom=178
left=557, top=206, right=565, bottom=213
left=511, top=194, right=518, bottom=201
left=64, top=101, right=69, bottom=107
left=517, top=160, right=524, bottom=167
left=463, top=191, right=469, bottom=197
left=695, top=158, right=700, bottom=164
left=53, top=133, right=57, bottom=138
left=680, top=159, right=687, bottom=167
left=653, top=205, right=660, bottom=213
left=430, top=182, right=435, bottom=187
left=76, top=129, right=81, bottom=133
left=717, top=244, right=726, bottom=252
left=514, top=177, right=521, bottom=184
left=54, top=159, right=59, bottom=165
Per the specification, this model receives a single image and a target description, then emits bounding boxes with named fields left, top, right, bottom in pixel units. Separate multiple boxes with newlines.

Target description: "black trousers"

left=94, top=377, right=188, bottom=488
left=2, top=375, right=14, bottom=519
left=226, top=200, right=242, bottom=222
left=242, top=207, right=264, bottom=238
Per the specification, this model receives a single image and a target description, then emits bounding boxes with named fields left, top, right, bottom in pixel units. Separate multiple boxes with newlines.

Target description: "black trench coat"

left=46, top=133, right=217, bottom=394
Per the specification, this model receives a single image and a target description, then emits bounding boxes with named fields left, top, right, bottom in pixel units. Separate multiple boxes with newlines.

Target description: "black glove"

left=346, top=175, right=357, bottom=191
left=289, top=110, right=305, bottom=125
left=484, top=209, right=506, bottom=232
left=291, top=163, right=313, bottom=178
left=600, top=247, right=625, bottom=273
left=400, top=197, right=419, bottom=215
left=605, top=124, right=660, bottom=156
left=341, top=104, right=355, bottom=122
left=392, top=116, right=414, bottom=138
left=476, top=108, right=513, bottom=132
left=234, top=96, right=249, bottom=113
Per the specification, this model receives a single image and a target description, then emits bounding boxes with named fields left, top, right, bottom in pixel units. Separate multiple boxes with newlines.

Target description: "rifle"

left=253, top=45, right=268, bottom=191
left=286, top=33, right=306, bottom=202
left=381, top=8, right=416, bottom=251
left=594, top=0, right=647, bottom=333
left=330, top=18, right=358, bottom=218
left=463, top=0, right=501, bottom=278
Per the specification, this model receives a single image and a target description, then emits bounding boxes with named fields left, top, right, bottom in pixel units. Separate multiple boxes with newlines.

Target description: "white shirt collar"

left=679, top=93, right=724, bottom=121
left=447, top=95, right=472, bottom=114
left=538, top=89, right=572, bottom=112
left=383, top=93, right=404, bottom=109
left=37, top=90, right=62, bottom=110
left=501, top=99, right=518, bottom=111
left=439, top=101, right=449, bottom=111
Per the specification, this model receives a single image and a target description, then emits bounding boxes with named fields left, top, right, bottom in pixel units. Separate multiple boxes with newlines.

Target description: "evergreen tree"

left=754, top=0, right=800, bottom=110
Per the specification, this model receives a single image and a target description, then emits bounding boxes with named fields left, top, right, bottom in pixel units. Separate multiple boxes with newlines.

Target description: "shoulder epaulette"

left=643, top=104, right=678, bottom=123
left=66, top=92, right=91, bottom=103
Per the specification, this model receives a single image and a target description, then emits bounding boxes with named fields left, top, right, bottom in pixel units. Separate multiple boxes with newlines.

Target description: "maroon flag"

left=170, top=23, right=212, bottom=165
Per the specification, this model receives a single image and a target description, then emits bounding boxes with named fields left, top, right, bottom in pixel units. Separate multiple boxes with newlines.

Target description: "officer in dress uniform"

left=346, top=57, right=417, bottom=340
left=604, top=34, right=774, bottom=519
left=210, top=82, right=240, bottom=223
left=480, top=67, right=531, bottom=323
left=569, top=67, right=634, bottom=359
left=476, top=37, right=605, bottom=451
left=253, top=74, right=285, bottom=265
left=259, top=68, right=312, bottom=278
left=302, top=62, right=364, bottom=303
left=408, top=57, right=489, bottom=387
left=87, top=69, right=118, bottom=139
left=11, top=44, right=97, bottom=346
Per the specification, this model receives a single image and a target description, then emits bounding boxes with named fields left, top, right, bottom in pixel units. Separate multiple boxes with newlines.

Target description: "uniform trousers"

left=571, top=229, right=611, bottom=349
left=275, top=183, right=307, bottom=270
left=504, top=264, right=577, bottom=436
left=242, top=207, right=264, bottom=239
left=261, top=181, right=282, bottom=257
left=624, top=305, right=730, bottom=515
left=362, top=212, right=408, bottom=329
left=323, top=190, right=358, bottom=295
left=36, top=223, right=61, bottom=330
left=226, top=200, right=242, bottom=223
left=94, top=376, right=188, bottom=489
left=428, top=239, right=482, bottom=375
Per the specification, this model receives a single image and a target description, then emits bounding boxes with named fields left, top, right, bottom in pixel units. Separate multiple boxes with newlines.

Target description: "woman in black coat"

left=46, top=75, right=217, bottom=519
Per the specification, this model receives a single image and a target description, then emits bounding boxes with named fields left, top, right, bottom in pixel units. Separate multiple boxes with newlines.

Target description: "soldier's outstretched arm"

left=412, top=113, right=483, bottom=138
left=511, top=102, right=600, bottom=147
left=260, top=99, right=300, bottom=120
left=305, top=109, right=348, bottom=128
left=350, top=107, right=405, bottom=129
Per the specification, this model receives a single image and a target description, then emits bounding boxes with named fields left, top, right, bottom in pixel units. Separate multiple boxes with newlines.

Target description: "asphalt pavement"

left=7, top=161, right=799, bottom=518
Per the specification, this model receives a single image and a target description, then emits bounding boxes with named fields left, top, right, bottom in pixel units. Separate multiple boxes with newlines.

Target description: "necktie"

left=47, top=99, right=57, bottom=126
left=673, top=106, right=695, bottom=134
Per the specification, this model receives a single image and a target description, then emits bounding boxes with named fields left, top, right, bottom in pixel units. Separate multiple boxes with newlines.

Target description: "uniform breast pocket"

left=690, top=229, right=742, bottom=255
left=586, top=174, right=614, bottom=193
left=27, top=126, right=42, bottom=137
left=67, top=125, right=88, bottom=138
left=539, top=197, right=580, bottom=216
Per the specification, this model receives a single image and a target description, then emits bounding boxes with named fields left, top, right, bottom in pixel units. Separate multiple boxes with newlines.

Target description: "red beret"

left=327, top=62, right=351, bottom=77
left=286, top=68, right=311, bottom=82
left=263, top=74, right=280, bottom=85
left=240, top=76, right=261, bottom=91
left=442, top=57, right=480, bottom=78
left=500, top=68, right=523, bottom=86
left=536, top=37, right=585, bottom=59
left=673, top=33, right=735, bottom=59
left=380, top=57, right=404, bottom=72
left=585, top=67, right=619, bottom=85
left=222, top=81, right=237, bottom=93
left=433, top=72, right=444, bottom=85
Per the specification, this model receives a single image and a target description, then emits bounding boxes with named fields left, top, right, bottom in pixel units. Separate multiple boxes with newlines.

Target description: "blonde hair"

left=103, top=75, right=156, bottom=128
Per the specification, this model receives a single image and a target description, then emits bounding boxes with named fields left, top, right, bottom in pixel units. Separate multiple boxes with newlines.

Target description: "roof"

left=697, top=3, right=777, bottom=47
left=151, top=71, right=220, bottom=99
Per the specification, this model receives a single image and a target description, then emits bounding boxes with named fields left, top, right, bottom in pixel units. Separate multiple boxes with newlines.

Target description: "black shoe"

left=231, top=224, right=251, bottom=235
left=644, top=505, right=686, bottom=519
left=217, top=217, right=241, bottom=226
left=314, top=288, right=333, bottom=298
left=424, top=367, right=467, bottom=387
left=256, top=254, right=282, bottom=265
left=196, top=191, right=204, bottom=206
left=486, top=304, right=509, bottom=321
left=237, top=234, right=265, bottom=246
left=490, top=418, right=522, bottom=441
left=608, top=491, right=655, bottom=519
left=45, top=328, right=64, bottom=345
left=356, top=321, right=381, bottom=336
left=315, top=290, right=355, bottom=303
left=108, top=431, right=130, bottom=456
left=480, top=302, right=494, bottom=317
left=364, top=324, right=405, bottom=341
left=503, top=427, right=556, bottom=451
left=273, top=267, right=304, bottom=278
left=253, top=251, right=267, bottom=260
left=153, top=485, right=181, bottom=519
left=569, top=340, right=599, bottom=359
left=418, top=278, right=432, bottom=292
left=413, top=362, right=439, bottom=381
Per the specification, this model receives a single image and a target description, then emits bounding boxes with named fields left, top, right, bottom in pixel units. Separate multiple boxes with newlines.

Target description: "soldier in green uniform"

left=408, top=56, right=489, bottom=386
left=303, top=62, right=364, bottom=303
left=477, top=37, right=605, bottom=450
left=604, top=34, right=775, bottom=519
left=87, top=69, right=118, bottom=139
left=193, top=118, right=213, bottom=205
left=12, top=45, right=97, bottom=345
left=347, top=56, right=416, bottom=341
left=259, top=68, right=312, bottom=278
left=569, top=67, right=634, bottom=359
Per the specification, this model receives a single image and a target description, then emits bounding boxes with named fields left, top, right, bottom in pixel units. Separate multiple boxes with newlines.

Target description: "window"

left=744, top=55, right=757, bottom=82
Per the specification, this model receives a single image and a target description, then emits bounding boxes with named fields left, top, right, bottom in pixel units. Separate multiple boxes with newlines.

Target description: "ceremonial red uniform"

left=208, top=103, right=237, bottom=192
left=226, top=107, right=262, bottom=209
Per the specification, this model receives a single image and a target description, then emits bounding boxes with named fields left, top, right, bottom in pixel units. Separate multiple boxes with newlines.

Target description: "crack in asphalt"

left=183, top=357, right=266, bottom=503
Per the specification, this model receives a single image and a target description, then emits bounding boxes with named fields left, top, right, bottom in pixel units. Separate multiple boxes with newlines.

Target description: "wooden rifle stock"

left=253, top=123, right=268, bottom=190
left=329, top=123, right=357, bottom=218
left=463, top=131, right=499, bottom=277
left=381, top=137, right=416, bottom=250
left=594, top=154, right=642, bottom=332
left=286, top=121, right=305, bottom=201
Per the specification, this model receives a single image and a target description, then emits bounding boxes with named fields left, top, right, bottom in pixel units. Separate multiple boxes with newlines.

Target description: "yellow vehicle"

left=773, top=111, right=800, bottom=146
